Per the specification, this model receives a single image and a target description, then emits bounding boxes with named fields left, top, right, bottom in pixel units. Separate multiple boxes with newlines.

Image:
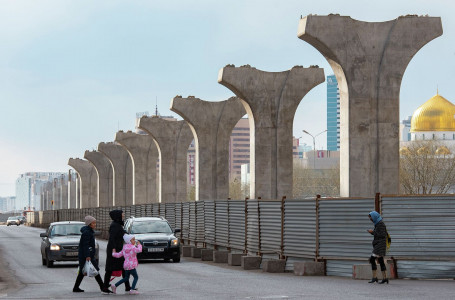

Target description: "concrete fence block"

left=201, top=249, right=214, bottom=261
left=213, top=250, right=229, bottom=263
left=241, top=256, right=261, bottom=270
left=262, top=259, right=286, bottom=273
left=293, top=262, right=325, bottom=276
left=352, top=263, right=396, bottom=280
left=182, top=246, right=194, bottom=257
left=191, top=247, right=203, bottom=258
left=228, top=253, right=243, bottom=266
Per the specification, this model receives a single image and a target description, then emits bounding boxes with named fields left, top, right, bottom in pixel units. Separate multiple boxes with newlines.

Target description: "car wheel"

left=17, top=224, right=19, bottom=226
left=164, top=258, right=170, bottom=262
left=46, top=255, right=54, bottom=268
left=173, top=256, right=181, bottom=263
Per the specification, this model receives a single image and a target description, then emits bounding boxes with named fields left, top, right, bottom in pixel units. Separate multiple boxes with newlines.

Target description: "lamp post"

left=302, top=129, right=327, bottom=169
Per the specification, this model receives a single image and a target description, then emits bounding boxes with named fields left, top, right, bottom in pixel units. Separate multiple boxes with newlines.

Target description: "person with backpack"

left=367, top=211, right=389, bottom=284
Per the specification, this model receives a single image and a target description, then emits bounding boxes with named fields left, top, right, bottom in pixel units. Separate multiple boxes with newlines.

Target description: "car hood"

left=48, top=236, right=81, bottom=244
left=133, top=233, right=175, bottom=240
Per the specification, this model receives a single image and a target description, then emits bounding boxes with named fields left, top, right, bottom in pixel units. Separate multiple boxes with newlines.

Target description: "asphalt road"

left=0, top=225, right=454, bottom=300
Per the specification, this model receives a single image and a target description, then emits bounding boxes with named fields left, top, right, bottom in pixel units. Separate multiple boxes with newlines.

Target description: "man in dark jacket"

left=103, top=210, right=131, bottom=292
left=73, top=216, right=105, bottom=293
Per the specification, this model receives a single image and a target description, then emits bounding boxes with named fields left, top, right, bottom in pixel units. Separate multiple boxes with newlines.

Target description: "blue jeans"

left=115, top=269, right=138, bottom=290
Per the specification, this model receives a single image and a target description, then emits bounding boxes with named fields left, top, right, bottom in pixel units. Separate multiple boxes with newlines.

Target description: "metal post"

left=244, top=197, right=248, bottom=254
left=280, top=196, right=286, bottom=259
left=375, top=192, right=381, bottom=213
left=257, top=197, right=261, bottom=256
left=315, top=194, right=321, bottom=261
left=303, top=129, right=327, bottom=169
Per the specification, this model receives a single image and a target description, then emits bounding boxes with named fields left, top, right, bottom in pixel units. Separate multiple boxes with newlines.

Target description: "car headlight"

left=50, top=244, right=61, bottom=251
left=171, top=238, right=179, bottom=246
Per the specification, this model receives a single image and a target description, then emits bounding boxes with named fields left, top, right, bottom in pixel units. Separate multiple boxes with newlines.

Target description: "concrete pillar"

left=68, top=177, right=76, bottom=209
left=138, top=117, right=194, bottom=203
left=171, top=96, right=245, bottom=200
left=84, top=150, right=114, bottom=207
left=218, top=65, right=324, bottom=199
left=68, top=158, right=97, bottom=208
left=60, top=176, right=68, bottom=209
left=298, top=15, right=442, bottom=197
left=98, top=142, right=133, bottom=206
left=115, top=131, right=159, bottom=204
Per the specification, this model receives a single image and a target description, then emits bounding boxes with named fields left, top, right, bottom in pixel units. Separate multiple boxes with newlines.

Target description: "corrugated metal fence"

left=27, top=195, right=455, bottom=279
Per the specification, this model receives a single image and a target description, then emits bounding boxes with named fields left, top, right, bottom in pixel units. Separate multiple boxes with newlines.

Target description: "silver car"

left=40, top=221, right=99, bottom=268
left=6, top=216, right=20, bottom=226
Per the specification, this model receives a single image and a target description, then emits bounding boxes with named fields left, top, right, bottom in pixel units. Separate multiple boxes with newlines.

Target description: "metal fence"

left=27, top=195, right=455, bottom=279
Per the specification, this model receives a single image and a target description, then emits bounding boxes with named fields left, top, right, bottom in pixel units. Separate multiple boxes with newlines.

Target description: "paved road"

left=0, top=225, right=454, bottom=299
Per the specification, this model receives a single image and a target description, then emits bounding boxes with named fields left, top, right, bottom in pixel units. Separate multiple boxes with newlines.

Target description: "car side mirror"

left=40, top=233, right=48, bottom=238
left=174, top=228, right=181, bottom=233
left=94, top=231, right=101, bottom=236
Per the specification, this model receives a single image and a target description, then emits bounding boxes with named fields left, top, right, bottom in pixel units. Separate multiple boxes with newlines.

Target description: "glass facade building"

left=327, top=75, right=340, bottom=151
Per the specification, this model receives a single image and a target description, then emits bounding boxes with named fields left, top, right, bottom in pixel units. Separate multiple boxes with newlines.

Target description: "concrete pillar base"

left=213, top=250, right=229, bottom=263
left=352, top=263, right=396, bottom=280
left=241, top=256, right=261, bottom=270
left=201, top=249, right=214, bottom=261
left=182, top=246, right=194, bottom=257
left=191, top=247, right=203, bottom=258
left=228, top=253, right=243, bottom=266
left=262, top=259, right=286, bottom=273
left=293, top=262, right=325, bottom=276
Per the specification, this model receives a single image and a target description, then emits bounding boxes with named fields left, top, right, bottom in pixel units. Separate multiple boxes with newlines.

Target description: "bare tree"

left=400, top=140, right=455, bottom=194
left=293, top=162, right=340, bottom=198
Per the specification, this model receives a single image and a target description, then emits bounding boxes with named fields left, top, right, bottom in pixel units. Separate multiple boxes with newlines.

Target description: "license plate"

left=66, top=251, right=78, bottom=256
left=147, top=248, right=164, bottom=252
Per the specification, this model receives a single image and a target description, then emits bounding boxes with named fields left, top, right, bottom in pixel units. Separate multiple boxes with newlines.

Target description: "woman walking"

left=367, top=211, right=389, bottom=284
left=103, top=210, right=131, bottom=293
left=72, top=216, right=105, bottom=293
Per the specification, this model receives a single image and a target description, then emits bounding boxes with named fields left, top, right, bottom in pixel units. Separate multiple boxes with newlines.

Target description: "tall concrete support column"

left=298, top=15, right=443, bottom=197
left=98, top=142, right=133, bottom=206
left=68, top=158, right=98, bottom=208
left=68, top=175, right=76, bottom=209
left=171, top=96, right=245, bottom=200
left=115, top=131, right=159, bottom=204
left=60, top=176, right=68, bottom=209
left=218, top=65, right=324, bottom=199
left=84, top=150, right=114, bottom=207
left=138, top=117, right=194, bottom=203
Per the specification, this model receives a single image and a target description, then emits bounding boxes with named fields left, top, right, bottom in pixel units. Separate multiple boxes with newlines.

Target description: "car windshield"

left=50, top=224, right=84, bottom=236
left=8, top=217, right=17, bottom=220
left=131, top=221, right=172, bottom=234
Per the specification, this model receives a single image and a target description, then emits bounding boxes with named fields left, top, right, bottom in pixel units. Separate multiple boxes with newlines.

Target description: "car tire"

left=46, top=255, right=54, bottom=268
left=173, top=256, right=181, bottom=263
left=42, top=257, right=46, bottom=266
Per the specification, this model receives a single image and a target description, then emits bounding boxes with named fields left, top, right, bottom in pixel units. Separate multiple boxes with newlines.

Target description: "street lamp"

left=302, top=129, right=327, bottom=169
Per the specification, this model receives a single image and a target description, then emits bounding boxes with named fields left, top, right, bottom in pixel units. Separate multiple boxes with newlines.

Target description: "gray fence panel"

left=319, top=198, right=374, bottom=260
left=215, top=201, right=229, bottom=247
left=189, top=202, right=196, bottom=242
left=165, top=203, right=176, bottom=229
left=182, top=202, right=190, bottom=240
left=326, top=260, right=358, bottom=277
left=247, top=200, right=260, bottom=254
left=174, top=203, right=182, bottom=232
left=284, top=199, right=316, bottom=258
left=228, top=200, right=245, bottom=251
left=396, top=261, right=455, bottom=279
left=204, top=201, right=215, bottom=244
left=196, top=201, right=205, bottom=243
left=259, top=201, right=281, bottom=256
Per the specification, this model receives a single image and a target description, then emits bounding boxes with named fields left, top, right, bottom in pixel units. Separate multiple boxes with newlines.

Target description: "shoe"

left=73, top=287, right=84, bottom=293
left=379, top=278, right=389, bottom=284
left=368, top=277, right=378, bottom=283
left=129, top=290, right=140, bottom=295
left=101, top=289, right=113, bottom=295
left=111, top=284, right=117, bottom=294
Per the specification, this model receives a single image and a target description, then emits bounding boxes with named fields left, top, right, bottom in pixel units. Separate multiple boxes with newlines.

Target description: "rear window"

left=50, top=224, right=84, bottom=236
left=131, top=220, right=172, bottom=234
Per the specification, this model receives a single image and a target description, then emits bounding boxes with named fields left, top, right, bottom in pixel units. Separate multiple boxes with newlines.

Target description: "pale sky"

left=0, top=0, right=454, bottom=196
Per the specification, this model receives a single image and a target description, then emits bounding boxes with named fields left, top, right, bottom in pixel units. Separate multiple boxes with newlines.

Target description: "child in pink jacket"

left=111, top=234, right=142, bottom=295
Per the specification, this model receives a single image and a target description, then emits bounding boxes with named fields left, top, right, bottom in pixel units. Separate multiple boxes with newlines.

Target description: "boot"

left=73, top=273, right=85, bottom=292
left=379, top=271, right=389, bottom=284
left=368, top=270, right=378, bottom=283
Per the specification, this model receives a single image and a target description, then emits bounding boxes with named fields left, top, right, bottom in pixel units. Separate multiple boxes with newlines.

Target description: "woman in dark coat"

left=103, top=210, right=131, bottom=292
left=73, top=216, right=105, bottom=293
left=367, top=211, right=389, bottom=284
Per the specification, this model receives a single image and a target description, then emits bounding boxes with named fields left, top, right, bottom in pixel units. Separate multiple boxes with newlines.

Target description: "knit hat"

left=123, top=234, right=134, bottom=243
left=84, top=215, right=96, bottom=226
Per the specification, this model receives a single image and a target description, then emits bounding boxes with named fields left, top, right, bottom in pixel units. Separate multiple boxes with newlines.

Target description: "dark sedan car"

left=40, top=221, right=99, bottom=268
left=124, top=217, right=181, bottom=262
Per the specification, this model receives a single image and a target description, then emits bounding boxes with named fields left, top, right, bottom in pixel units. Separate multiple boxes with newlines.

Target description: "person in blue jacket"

left=367, top=211, right=389, bottom=284
left=72, top=216, right=106, bottom=293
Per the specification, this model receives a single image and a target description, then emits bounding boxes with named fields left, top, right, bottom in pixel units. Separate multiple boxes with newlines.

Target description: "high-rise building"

left=400, top=116, right=412, bottom=142
left=327, top=75, right=340, bottom=151
left=229, top=118, right=250, bottom=179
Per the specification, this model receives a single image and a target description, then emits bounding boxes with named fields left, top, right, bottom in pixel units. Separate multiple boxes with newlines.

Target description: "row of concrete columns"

left=63, top=14, right=442, bottom=209
left=40, top=173, right=77, bottom=210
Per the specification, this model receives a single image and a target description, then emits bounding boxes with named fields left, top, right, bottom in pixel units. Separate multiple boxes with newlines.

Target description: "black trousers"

left=74, top=273, right=104, bottom=291
left=103, top=270, right=131, bottom=291
left=369, top=256, right=386, bottom=271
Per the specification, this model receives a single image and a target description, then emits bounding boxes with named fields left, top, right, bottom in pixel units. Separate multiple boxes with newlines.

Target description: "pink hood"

left=112, top=243, right=142, bottom=270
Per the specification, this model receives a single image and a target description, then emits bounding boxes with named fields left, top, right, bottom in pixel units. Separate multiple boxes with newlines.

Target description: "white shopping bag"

left=82, top=260, right=99, bottom=277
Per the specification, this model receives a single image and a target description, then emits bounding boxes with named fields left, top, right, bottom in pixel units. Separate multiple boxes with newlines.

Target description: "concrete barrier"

left=191, top=247, right=203, bottom=258
left=182, top=246, right=194, bottom=257
left=262, top=259, right=286, bottom=273
left=201, top=249, right=214, bottom=261
left=352, top=263, right=396, bottom=280
left=241, top=256, right=261, bottom=270
left=228, top=253, right=243, bottom=266
left=213, top=250, right=228, bottom=263
left=293, top=262, right=325, bottom=276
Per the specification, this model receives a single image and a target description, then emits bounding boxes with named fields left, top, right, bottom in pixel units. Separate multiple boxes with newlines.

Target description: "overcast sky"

left=0, top=0, right=454, bottom=196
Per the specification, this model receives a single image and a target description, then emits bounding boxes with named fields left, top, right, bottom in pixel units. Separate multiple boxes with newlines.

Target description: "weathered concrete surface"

left=68, top=158, right=97, bottom=208
left=262, top=259, right=286, bottom=273
left=213, top=250, right=229, bottom=263
left=68, top=175, right=77, bottom=209
left=171, top=96, right=245, bottom=200
left=191, top=247, right=202, bottom=258
left=228, top=253, right=243, bottom=266
left=218, top=65, right=324, bottom=199
left=298, top=15, right=442, bottom=197
left=115, top=131, right=158, bottom=204
left=60, top=177, right=68, bottom=209
left=352, top=263, right=396, bottom=280
left=138, top=117, right=194, bottom=203
left=293, top=261, right=325, bottom=276
left=241, top=255, right=261, bottom=270
left=84, top=150, right=114, bottom=207
left=182, top=246, right=194, bottom=257
left=201, top=249, right=214, bottom=261
left=98, top=142, right=133, bottom=206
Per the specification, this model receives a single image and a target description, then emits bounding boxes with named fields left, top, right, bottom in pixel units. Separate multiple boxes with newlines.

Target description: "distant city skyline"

left=1, top=0, right=454, bottom=196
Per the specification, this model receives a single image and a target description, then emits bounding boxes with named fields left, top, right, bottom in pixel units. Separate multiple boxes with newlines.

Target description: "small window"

left=423, top=134, right=425, bottom=140
left=433, top=134, right=435, bottom=140
left=443, top=134, right=446, bottom=140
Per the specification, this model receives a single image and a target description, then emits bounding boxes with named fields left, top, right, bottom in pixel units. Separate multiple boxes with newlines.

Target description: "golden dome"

left=410, top=94, right=455, bottom=132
